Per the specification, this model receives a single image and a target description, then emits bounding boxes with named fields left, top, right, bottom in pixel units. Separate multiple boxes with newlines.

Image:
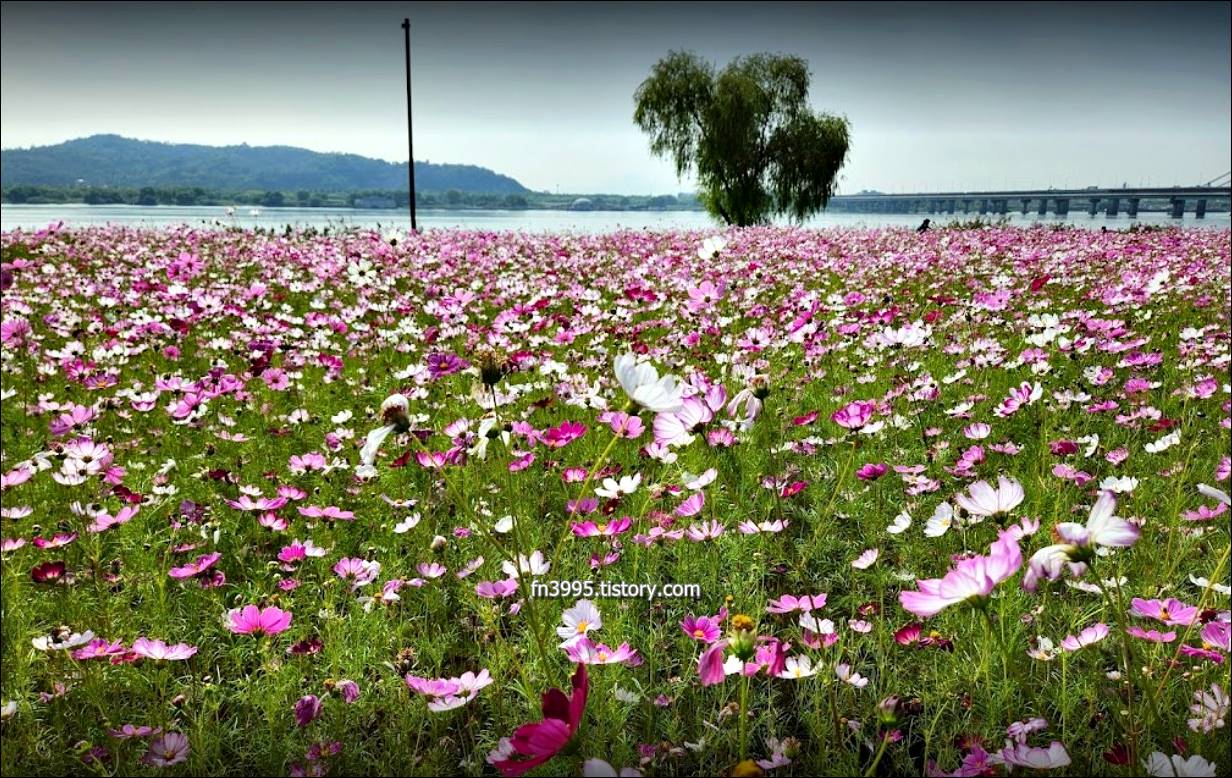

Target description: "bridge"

left=830, top=181, right=1232, bottom=218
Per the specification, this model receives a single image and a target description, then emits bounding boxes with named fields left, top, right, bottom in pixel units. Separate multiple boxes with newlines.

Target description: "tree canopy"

left=634, top=51, right=851, bottom=226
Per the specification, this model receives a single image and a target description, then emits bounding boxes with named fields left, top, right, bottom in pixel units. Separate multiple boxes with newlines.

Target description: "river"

left=2, top=203, right=1228, bottom=233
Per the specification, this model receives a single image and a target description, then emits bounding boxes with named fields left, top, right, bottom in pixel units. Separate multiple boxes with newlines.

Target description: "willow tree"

left=634, top=51, right=851, bottom=227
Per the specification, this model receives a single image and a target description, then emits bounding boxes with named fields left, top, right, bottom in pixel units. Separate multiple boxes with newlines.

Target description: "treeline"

left=1, top=184, right=704, bottom=212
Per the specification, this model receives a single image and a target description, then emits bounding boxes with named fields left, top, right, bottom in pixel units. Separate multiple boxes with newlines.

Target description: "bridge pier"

left=996, top=199, right=1007, bottom=215
left=963, top=199, right=972, bottom=214
left=1105, top=198, right=1119, bottom=217
left=1196, top=199, right=1206, bottom=219
left=1020, top=199, right=1030, bottom=215
left=1127, top=198, right=1140, bottom=218
left=946, top=199, right=955, bottom=214
left=1055, top=198, right=1069, bottom=216
left=1088, top=198, right=1099, bottom=216
left=1170, top=198, right=1185, bottom=218
left=1037, top=198, right=1047, bottom=216
left=977, top=200, right=987, bottom=215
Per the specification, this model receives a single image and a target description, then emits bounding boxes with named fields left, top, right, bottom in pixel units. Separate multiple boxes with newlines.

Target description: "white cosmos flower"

left=1144, top=430, right=1180, bottom=454
left=394, top=514, right=422, bottom=534
left=1143, top=752, right=1217, bottom=777
left=697, top=235, right=728, bottom=260
left=359, top=393, right=411, bottom=466
left=493, top=516, right=515, bottom=534
left=1190, top=574, right=1232, bottom=596
left=887, top=511, right=912, bottom=535
left=1099, top=476, right=1138, bottom=494
left=613, top=354, right=684, bottom=414
left=835, top=663, right=868, bottom=688
left=501, top=550, right=549, bottom=578
left=557, top=598, right=602, bottom=644
left=595, top=473, right=642, bottom=499
left=777, top=655, right=819, bottom=679
left=925, top=502, right=956, bottom=537
left=1197, top=483, right=1230, bottom=507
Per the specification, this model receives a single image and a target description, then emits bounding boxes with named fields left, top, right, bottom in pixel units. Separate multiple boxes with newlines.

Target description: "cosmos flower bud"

left=729, top=614, right=757, bottom=661
left=476, top=347, right=509, bottom=387
left=877, top=695, right=900, bottom=726
left=751, top=374, right=771, bottom=400
left=380, top=393, right=411, bottom=432
left=731, top=759, right=765, bottom=778
left=430, top=535, right=448, bottom=552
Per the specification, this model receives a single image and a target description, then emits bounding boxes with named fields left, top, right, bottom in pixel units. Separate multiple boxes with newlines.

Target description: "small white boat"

left=248, top=209, right=261, bottom=217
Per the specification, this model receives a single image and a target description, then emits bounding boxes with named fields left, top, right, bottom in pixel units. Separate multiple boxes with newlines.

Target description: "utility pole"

left=402, top=18, right=418, bottom=232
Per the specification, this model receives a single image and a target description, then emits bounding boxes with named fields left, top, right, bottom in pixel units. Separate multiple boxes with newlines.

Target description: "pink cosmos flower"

left=1059, top=623, right=1109, bottom=652
left=72, top=639, right=128, bottom=661
left=1023, top=491, right=1138, bottom=592
left=334, top=557, right=381, bottom=588
left=108, top=724, right=162, bottom=739
left=1126, top=626, right=1177, bottom=643
left=563, top=637, right=640, bottom=666
left=131, top=638, right=198, bottom=661
left=571, top=517, right=632, bottom=537
left=831, top=400, right=874, bottom=430
left=417, top=561, right=447, bottom=579
left=766, top=594, right=826, bottom=614
left=298, top=505, right=355, bottom=522
left=899, top=531, right=1022, bottom=618
left=227, top=604, right=293, bottom=636
left=1201, top=621, right=1230, bottom=653
left=1130, top=597, right=1199, bottom=626
left=476, top=579, right=520, bottom=599
left=684, top=519, right=724, bottom=541
left=143, top=732, right=190, bottom=767
left=226, top=495, right=288, bottom=512
left=490, top=663, right=588, bottom=777
left=698, top=640, right=729, bottom=686
left=852, top=548, right=879, bottom=569
left=168, top=552, right=221, bottom=579
left=994, top=381, right=1042, bottom=418
left=1000, top=741, right=1071, bottom=770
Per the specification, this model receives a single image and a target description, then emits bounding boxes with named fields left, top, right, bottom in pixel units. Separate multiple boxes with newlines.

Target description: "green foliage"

left=1, top=185, right=706, bottom=213
left=0, top=134, right=528, bottom=193
left=634, top=51, right=851, bottom=226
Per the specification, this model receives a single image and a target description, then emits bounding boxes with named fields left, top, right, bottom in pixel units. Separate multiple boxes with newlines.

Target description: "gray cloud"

left=2, top=1, right=1229, bottom=194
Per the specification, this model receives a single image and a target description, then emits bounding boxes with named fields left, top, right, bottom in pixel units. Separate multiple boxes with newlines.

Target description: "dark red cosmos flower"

left=492, top=663, right=588, bottom=777
left=31, top=561, right=67, bottom=583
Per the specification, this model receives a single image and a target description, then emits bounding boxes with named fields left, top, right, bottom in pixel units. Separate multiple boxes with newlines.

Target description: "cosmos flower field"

left=0, top=223, right=1229, bottom=777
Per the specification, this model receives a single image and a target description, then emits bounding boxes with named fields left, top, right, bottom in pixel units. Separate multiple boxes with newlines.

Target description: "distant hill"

left=0, top=134, right=529, bottom=193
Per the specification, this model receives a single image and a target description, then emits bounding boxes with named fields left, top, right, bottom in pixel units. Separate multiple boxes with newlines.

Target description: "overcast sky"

left=2, top=1, right=1229, bottom=194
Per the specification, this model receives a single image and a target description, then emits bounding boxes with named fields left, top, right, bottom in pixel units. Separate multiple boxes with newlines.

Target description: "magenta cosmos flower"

left=490, top=663, right=588, bottom=777
left=227, top=604, right=293, bottom=636
left=899, top=531, right=1022, bottom=618
left=680, top=614, right=723, bottom=643
left=831, top=400, right=874, bottom=430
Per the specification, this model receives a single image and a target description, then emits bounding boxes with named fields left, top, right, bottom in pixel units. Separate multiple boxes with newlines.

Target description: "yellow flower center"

left=1159, top=607, right=1172, bottom=621
left=576, top=621, right=589, bottom=633
left=693, top=629, right=705, bottom=638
